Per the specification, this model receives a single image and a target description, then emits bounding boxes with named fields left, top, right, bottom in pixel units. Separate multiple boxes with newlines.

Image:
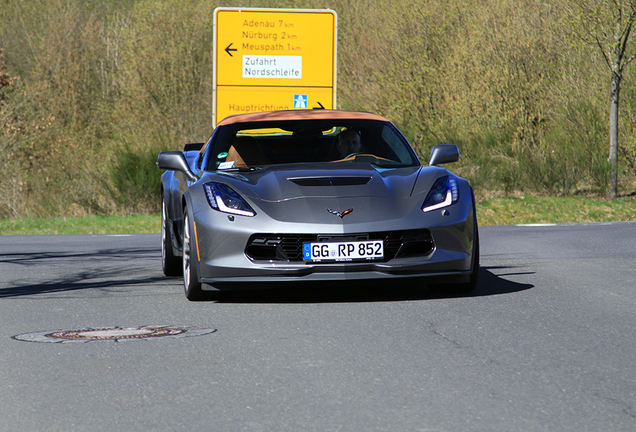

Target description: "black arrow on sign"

left=225, top=43, right=237, bottom=57
left=313, top=102, right=325, bottom=110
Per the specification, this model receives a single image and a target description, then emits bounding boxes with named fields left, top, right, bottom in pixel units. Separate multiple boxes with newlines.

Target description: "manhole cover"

left=12, top=326, right=217, bottom=343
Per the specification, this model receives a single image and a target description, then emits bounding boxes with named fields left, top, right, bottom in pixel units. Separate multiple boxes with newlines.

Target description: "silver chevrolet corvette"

left=158, top=110, right=478, bottom=300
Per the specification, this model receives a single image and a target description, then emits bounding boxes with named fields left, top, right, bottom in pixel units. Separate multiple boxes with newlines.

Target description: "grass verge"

left=478, top=195, right=636, bottom=225
left=0, top=196, right=634, bottom=235
left=0, top=214, right=161, bottom=235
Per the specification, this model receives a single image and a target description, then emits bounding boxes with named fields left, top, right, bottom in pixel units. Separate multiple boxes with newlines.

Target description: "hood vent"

left=288, top=176, right=372, bottom=187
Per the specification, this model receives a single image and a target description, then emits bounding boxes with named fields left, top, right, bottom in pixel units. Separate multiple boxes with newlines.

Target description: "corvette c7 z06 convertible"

left=158, top=110, right=478, bottom=300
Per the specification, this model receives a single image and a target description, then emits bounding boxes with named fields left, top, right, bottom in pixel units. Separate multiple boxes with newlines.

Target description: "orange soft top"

left=216, top=109, right=389, bottom=126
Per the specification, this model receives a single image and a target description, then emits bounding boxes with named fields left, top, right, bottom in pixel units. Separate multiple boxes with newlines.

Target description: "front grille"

left=245, top=230, right=434, bottom=262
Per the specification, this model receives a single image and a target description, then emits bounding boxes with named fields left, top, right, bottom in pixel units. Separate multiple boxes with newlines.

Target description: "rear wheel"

left=182, top=208, right=204, bottom=301
left=162, top=197, right=181, bottom=276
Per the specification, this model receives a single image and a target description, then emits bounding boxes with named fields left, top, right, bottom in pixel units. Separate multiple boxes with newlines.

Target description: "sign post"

left=213, top=8, right=337, bottom=127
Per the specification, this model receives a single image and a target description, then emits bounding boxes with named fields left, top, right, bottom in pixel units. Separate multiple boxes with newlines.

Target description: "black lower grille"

left=245, top=230, right=433, bottom=262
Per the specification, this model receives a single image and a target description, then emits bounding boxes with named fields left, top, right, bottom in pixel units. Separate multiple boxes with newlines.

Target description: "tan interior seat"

left=226, top=144, right=247, bottom=167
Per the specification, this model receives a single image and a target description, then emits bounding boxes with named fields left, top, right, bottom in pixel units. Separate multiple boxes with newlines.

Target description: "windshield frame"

left=203, top=119, right=421, bottom=172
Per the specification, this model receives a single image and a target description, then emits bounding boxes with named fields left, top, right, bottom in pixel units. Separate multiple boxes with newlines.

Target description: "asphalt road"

left=1, top=221, right=635, bottom=431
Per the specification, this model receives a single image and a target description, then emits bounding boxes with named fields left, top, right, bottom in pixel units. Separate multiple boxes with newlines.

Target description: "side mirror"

left=157, top=151, right=198, bottom=182
left=428, top=144, right=460, bottom=166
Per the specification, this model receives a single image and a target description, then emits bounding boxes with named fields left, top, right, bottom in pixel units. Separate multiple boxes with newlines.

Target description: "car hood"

left=204, top=163, right=450, bottom=224
left=246, top=164, right=422, bottom=201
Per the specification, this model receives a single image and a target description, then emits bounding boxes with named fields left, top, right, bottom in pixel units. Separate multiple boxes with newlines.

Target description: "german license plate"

left=303, top=240, right=384, bottom=262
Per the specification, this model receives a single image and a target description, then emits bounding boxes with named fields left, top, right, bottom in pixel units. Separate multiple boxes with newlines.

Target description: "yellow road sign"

left=213, top=8, right=337, bottom=126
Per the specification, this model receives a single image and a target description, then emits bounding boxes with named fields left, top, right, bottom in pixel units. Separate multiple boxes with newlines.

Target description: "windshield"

left=205, top=119, right=420, bottom=171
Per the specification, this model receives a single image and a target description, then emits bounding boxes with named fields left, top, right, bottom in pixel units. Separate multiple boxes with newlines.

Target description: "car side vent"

left=288, top=176, right=372, bottom=186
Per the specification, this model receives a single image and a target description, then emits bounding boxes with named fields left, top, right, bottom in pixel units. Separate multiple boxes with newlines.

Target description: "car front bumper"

left=190, top=192, right=476, bottom=289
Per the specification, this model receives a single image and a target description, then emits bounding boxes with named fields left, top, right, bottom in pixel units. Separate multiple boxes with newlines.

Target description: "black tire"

left=429, top=194, right=480, bottom=295
left=452, top=221, right=479, bottom=294
left=162, top=197, right=182, bottom=276
left=182, top=207, right=205, bottom=301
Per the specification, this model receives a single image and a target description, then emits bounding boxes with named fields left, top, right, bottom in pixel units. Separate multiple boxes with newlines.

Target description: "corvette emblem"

left=328, top=208, right=354, bottom=218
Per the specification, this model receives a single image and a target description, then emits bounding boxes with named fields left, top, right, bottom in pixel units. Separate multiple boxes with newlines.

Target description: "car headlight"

left=203, top=182, right=256, bottom=217
left=422, top=176, right=459, bottom=212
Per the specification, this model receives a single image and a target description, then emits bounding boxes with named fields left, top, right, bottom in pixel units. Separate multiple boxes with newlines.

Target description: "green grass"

left=0, top=214, right=161, bottom=235
left=0, top=196, right=634, bottom=235
left=478, top=195, right=636, bottom=226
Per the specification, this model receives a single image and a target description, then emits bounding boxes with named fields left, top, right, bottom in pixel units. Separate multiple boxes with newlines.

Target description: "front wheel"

left=452, top=223, right=479, bottom=294
left=428, top=227, right=479, bottom=295
left=430, top=198, right=480, bottom=295
left=182, top=208, right=204, bottom=301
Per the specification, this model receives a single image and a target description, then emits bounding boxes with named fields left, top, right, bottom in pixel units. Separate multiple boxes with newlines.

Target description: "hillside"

left=1, top=0, right=635, bottom=218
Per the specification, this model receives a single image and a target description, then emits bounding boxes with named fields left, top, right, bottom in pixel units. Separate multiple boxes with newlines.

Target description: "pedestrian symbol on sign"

left=294, top=94, right=308, bottom=109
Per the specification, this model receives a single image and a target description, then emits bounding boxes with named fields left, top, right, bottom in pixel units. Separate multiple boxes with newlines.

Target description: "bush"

left=110, top=147, right=162, bottom=214
left=0, top=0, right=634, bottom=218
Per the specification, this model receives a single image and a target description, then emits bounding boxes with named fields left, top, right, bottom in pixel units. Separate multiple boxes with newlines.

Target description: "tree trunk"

left=607, top=71, right=620, bottom=199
